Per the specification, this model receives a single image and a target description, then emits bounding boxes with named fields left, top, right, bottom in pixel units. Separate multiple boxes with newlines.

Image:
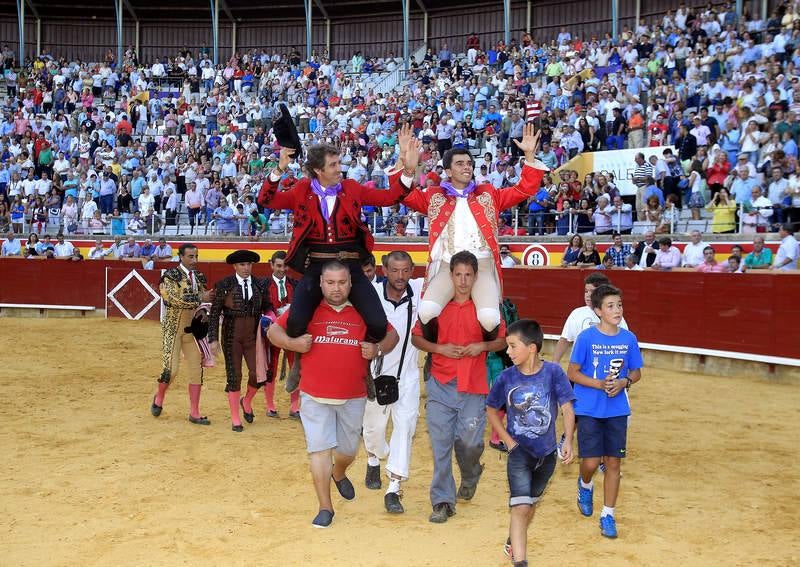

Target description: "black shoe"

left=429, top=502, right=455, bottom=523
left=188, top=415, right=211, bottom=425
left=240, top=398, right=254, bottom=423
left=384, top=492, right=404, bottom=514
left=482, top=324, right=500, bottom=342
left=489, top=440, right=508, bottom=452
left=232, top=424, right=244, bottom=432
left=267, top=409, right=279, bottom=418
left=151, top=397, right=162, bottom=417
left=285, top=357, right=301, bottom=393
left=288, top=411, right=301, bottom=420
left=312, top=509, right=334, bottom=528
left=420, top=317, right=439, bottom=343
left=365, top=464, right=382, bottom=490
left=333, top=475, right=355, bottom=500
left=458, top=464, right=485, bottom=501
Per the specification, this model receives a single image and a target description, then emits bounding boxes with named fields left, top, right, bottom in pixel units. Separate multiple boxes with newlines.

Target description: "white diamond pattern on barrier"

left=107, top=269, right=161, bottom=320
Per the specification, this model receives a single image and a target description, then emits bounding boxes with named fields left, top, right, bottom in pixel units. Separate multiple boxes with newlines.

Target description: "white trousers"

left=362, top=370, right=420, bottom=481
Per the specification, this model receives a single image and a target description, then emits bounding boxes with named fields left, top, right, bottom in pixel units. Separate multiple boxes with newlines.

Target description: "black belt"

left=308, top=251, right=361, bottom=261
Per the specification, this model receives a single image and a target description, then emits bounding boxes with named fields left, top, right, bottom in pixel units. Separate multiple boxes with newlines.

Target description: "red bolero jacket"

left=257, top=175, right=412, bottom=272
left=400, top=164, right=546, bottom=289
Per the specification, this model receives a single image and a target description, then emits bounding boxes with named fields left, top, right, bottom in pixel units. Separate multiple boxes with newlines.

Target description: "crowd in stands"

left=0, top=1, right=798, bottom=268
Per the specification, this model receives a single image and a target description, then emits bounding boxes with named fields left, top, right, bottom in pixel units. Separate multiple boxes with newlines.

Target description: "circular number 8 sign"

left=522, top=244, right=551, bottom=266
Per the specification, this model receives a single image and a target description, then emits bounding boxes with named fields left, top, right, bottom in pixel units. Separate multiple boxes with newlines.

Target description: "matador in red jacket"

left=397, top=123, right=546, bottom=341
left=257, top=126, right=420, bottom=391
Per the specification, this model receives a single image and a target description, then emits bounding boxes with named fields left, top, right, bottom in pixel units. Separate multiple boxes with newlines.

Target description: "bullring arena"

left=1, top=0, right=800, bottom=565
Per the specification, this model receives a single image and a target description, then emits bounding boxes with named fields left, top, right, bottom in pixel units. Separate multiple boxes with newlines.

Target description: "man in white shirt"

left=362, top=251, right=425, bottom=514
left=88, top=239, right=106, bottom=259
left=551, top=272, right=629, bottom=364
left=681, top=230, right=709, bottom=267
left=53, top=234, right=75, bottom=258
left=154, top=238, right=173, bottom=260
left=499, top=243, right=521, bottom=267
left=772, top=224, right=799, bottom=270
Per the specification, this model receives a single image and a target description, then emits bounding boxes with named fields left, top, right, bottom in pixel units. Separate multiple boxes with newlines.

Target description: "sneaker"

left=577, top=478, right=593, bottom=517
left=503, top=537, right=512, bottom=558
left=428, top=502, right=455, bottom=523
left=365, top=464, right=382, bottom=490
left=267, top=409, right=278, bottom=418
left=312, top=509, right=334, bottom=528
left=288, top=411, right=301, bottom=420
left=489, top=440, right=508, bottom=452
left=600, top=514, right=618, bottom=538
left=333, top=475, right=355, bottom=500
left=557, top=433, right=566, bottom=460
left=384, top=491, right=404, bottom=514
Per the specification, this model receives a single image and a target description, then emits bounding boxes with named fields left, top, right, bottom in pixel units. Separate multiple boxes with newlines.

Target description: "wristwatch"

left=625, top=377, right=633, bottom=389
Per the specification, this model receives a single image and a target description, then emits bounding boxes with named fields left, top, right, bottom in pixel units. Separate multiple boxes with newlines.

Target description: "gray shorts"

left=299, top=393, right=367, bottom=456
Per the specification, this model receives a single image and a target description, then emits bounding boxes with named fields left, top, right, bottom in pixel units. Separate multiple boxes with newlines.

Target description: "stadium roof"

left=0, top=0, right=481, bottom=21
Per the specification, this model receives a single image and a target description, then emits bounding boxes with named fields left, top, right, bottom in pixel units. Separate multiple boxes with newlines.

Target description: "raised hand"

left=404, top=136, right=422, bottom=172
left=278, top=146, right=295, bottom=172
left=512, top=123, right=541, bottom=160
left=397, top=123, right=413, bottom=156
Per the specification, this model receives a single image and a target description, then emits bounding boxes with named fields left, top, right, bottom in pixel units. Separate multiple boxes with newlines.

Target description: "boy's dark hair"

left=270, top=250, right=287, bottom=263
left=450, top=250, right=478, bottom=273
left=361, top=253, right=377, bottom=268
left=584, top=272, right=610, bottom=287
left=602, top=254, right=613, bottom=264
left=443, top=148, right=474, bottom=170
left=507, top=319, right=543, bottom=352
left=591, top=284, right=622, bottom=309
left=178, top=243, right=197, bottom=256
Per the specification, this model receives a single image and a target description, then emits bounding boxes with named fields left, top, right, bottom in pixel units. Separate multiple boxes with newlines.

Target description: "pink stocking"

left=243, top=386, right=258, bottom=414
left=228, top=391, right=242, bottom=427
left=289, top=389, right=300, bottom=413
left=263, top=380, right=276, bottom=413
left=188, top=384, right=202, bottom=419
left=154, top=382, right=169, bottom=407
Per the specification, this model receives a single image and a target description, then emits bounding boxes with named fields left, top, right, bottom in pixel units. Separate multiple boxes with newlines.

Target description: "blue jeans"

left=607, top=135, right=625, bottom=150
left=99, top=194, right=114, bottom=215
left=527, top=210, right=545, bottom=235
left=507, top=449, right=557, bottom=507
left=425, top=377, right=486, bottom=507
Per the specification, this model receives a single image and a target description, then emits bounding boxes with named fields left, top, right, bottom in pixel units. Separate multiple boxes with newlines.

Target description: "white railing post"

left=514, top=208, right=519, bottom=233
left=569, top=209, right=574, bottom=234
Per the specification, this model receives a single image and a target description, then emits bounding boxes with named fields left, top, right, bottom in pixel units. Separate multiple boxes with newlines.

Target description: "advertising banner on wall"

left=556, top=146, right=676, bottom=196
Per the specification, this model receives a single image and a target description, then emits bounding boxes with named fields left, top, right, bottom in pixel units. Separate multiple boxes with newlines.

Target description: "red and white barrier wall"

left=1, top=259, right=797, bottom=363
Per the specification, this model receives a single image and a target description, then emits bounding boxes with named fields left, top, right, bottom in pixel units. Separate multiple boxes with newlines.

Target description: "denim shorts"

left=577, top=415, right=628, bottom=459
left=507, top=448, right=557, bottom=507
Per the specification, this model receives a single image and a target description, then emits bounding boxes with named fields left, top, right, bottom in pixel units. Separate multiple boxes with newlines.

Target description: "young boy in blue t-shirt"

left=568, top=284, right=643, bottom=539
left=487, top=319, right=575, bottom=567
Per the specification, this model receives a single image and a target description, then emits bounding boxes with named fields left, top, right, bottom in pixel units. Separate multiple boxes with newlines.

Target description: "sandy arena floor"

left=1, top=318, right=798, bottom=566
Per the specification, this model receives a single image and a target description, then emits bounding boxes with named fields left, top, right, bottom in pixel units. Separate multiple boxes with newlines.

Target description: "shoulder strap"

left=395, top=296, right=414, bottom=380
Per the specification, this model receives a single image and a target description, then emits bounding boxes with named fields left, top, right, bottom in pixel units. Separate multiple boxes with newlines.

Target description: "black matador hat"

left=226, top=250, right=261, bottom=264
left=273, top=103, right=304, bottom=158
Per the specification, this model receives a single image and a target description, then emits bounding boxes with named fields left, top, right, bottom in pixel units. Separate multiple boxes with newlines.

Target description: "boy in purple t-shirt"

left=487, top=319, right=576, bottom=567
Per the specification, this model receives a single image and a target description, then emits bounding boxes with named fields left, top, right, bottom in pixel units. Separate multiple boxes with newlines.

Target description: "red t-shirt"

left=276, top=303, right=391, bottom=400
left=412, top=299, right=506, bottom=395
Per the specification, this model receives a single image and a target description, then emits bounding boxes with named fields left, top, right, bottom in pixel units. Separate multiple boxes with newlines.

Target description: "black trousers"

left=286, top=261, right=388, bottom=341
